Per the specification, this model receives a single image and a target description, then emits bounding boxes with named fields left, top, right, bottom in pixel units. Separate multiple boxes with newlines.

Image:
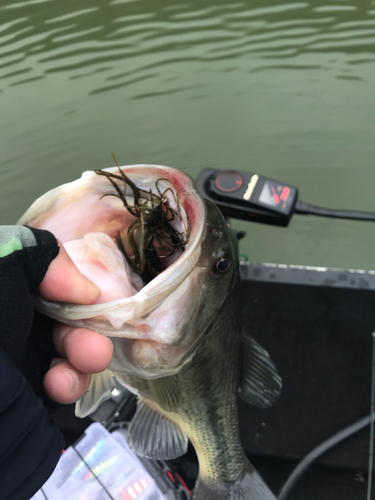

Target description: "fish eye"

left=213, top=257, right=231, bottom=275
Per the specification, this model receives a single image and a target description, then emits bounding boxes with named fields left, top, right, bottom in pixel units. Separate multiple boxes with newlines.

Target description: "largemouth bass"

left=18, top=164, right=282, bottom=500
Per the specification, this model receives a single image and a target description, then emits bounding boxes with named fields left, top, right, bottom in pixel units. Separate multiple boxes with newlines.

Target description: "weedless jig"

left=95, top=153, right=191, bottom=283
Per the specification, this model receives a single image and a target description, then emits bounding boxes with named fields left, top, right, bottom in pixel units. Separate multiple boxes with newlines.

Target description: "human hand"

left=0, top=225, right=113, bottom=412
left=39, top=242, right=113, bottom=405
left=0, top=225, right=114, bottom=500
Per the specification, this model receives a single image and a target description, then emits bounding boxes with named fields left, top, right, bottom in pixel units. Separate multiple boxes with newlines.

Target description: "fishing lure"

left=95, top=153, right=191, bottom=283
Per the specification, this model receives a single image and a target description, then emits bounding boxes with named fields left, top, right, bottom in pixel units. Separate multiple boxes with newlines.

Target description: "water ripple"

left=0, top=0, right=375, bottom=95
left=314, top=5, right=358, bottom=12
left=2, top=0, right=375, bottom=272
left=3, top=0, right=52, bottom=9
left=45, top=7, right=99, bottom=24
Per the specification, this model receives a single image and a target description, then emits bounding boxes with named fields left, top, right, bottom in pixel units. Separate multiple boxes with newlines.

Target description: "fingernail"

left=64, top=369, right=79, bottom=390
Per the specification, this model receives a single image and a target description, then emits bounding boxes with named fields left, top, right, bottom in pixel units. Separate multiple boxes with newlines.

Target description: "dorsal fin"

left=127, top=398, right=188, bottom=459
left=239, top=333, right=282, bottom=408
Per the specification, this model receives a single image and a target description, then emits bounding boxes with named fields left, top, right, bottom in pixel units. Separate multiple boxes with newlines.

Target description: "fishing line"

left=278, top=414, right=375, bottom=499
left=367, top=332, right=375, bottom=500
left=40, top=488, right=48, bottom=499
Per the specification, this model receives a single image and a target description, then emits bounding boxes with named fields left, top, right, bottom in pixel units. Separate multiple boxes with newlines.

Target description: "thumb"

left=38, top=240, right=101, bottom=304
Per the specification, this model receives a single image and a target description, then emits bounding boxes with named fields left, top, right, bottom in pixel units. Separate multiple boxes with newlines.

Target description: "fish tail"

left=193, top=469, right=277, bottom=500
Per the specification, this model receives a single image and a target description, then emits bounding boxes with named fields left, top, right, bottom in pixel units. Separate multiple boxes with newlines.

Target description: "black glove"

left=0, top=225, right=62, bottom=406
left=0, top=225, right=64, bottom=500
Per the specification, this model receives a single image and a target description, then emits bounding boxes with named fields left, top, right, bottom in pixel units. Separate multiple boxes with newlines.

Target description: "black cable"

left=278, top=413, right=375, bottom=500
left=295, top=201, right=375, bottom=222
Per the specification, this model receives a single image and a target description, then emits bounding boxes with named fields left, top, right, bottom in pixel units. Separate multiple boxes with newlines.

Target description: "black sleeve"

left=0, top=349, right=64, bottom=500
left=0, top=226, right=65, bottom=500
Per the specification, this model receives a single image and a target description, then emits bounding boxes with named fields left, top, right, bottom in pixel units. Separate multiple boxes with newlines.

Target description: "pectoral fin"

left=239, top=333, right=282, bottom=408
left=127, top=398, right=188, bottom=459
left=148, top=375, right=180, bottom=412
left=75, top=369, right=116, bottom=418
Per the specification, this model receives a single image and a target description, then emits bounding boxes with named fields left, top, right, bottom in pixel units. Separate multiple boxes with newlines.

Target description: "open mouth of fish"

left=18, top=164, right=207, bottom=376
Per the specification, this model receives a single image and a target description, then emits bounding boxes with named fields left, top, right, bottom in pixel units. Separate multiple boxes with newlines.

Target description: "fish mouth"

left=94, top=165, right=193, bottom=286
left=19, top=164, right=207, bottom=333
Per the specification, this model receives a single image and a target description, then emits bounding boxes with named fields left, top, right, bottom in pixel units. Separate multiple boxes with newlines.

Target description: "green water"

left=1, top=0, right=375, bottom=269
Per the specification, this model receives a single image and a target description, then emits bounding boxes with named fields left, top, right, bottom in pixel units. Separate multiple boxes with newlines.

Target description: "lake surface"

left=1, top=0, right=375, bottom=270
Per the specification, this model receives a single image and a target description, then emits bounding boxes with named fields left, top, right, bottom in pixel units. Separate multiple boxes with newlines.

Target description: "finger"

left=53, top=324, right=113, bottom=374
left=52, top=323, right=74, bottom=357
left=38, top=239, right=100, bottom=304
left=44, top=359, right=91, bottom=404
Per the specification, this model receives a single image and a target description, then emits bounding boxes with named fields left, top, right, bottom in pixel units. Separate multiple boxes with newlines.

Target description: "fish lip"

left=22, top=164, right=207, bottom=327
